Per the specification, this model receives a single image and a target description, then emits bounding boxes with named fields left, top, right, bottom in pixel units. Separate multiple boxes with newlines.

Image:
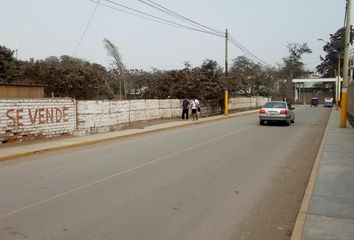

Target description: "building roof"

left=0, top=82, right=46, bottom=87
left=292, top=78, right=342, bottom=83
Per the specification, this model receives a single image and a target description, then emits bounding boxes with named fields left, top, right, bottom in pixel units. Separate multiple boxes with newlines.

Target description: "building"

left=292, top=78, right=343, bottom=104
left=0, top=83, right=45, bottom=99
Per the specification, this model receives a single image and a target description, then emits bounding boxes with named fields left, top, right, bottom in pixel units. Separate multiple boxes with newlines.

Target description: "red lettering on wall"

left=6, top=107, right=70, bottom=127
left=6, top=109, right=24, bottom=127
left=46, top=108, right=54, bottom=123
left=55, top=108, right=62, bottom=122
left=6, top=109, right=16, bottom=127
left=63, top=107, right=69, bottom=122
left=38, top=108, right=46, bottom=124
left=16, top=109, right=24, bottom=126
left=28, top=109, right=38, bottom=124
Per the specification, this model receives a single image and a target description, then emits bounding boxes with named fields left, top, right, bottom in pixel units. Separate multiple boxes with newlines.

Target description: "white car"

left=324, top=97, right=334, bottom=107
left=259, top=101, right=295, bottom=126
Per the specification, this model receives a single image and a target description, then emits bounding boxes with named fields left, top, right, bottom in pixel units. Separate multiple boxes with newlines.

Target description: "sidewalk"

left=291, top=109, right=354, bottom=240
left=0, top=110, right=259, bottom=161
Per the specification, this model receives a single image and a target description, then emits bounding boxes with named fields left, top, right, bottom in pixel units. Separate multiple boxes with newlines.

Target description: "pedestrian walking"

left=182, top=98, right=190, bottom=120
left=191, top=98, right=200, bottom=121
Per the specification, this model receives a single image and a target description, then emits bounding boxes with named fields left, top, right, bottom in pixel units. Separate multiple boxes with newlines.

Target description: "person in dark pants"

left=182, top=98, right=190, bottom=120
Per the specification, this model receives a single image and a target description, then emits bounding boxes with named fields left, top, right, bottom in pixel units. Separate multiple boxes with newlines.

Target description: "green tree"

left=229, top=56, right=262, bottom=95
left=0, top=45, right=18, bottom=82
left=22, top=56, right=111, bottom=99
left=257, top=66, right=279, bottom=97
left=279, top=42, right=312, bottom=102
left=316, top=28, right=344, bottom=77
left=199, top=59, right=224, bottom=99
left=143, top=60, right=223, bottom=100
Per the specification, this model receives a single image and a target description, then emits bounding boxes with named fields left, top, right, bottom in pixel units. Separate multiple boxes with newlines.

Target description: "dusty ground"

left=122, top=117, right=179, bottom=129
left=231, top=110, right=331, bottom=240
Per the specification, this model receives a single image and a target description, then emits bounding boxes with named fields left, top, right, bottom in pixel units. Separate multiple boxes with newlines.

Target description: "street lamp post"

left=224, top=29, right=229, bottom=116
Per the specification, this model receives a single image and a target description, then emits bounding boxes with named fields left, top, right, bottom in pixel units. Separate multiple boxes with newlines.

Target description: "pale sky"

left=1, top=0, right=348, bottom=71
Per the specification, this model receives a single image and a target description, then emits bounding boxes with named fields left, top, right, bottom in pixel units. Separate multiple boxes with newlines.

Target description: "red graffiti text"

left=6, top=107, right=69, bottom=127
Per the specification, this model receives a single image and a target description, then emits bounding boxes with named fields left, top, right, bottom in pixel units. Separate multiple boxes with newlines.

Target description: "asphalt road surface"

left=0, top=106, right=331, bottom=240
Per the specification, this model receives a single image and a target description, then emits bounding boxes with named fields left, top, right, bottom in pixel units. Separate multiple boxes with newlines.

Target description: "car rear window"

left=263, top=102, right=286, bottom=108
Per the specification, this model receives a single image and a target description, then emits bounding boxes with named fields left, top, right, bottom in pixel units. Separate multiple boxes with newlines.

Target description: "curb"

left=0, top=109, right=259, bottom=162
left=290, top=108, right=332, bottom=240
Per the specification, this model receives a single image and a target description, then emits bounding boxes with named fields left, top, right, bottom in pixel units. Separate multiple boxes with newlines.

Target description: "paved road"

left=0, top=106, right=331, bottom=240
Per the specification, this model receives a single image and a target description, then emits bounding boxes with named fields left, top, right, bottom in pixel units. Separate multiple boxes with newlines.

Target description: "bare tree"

left=279, top=42, right=312, bottom=102
left=103, top=38, right=128, bottom=99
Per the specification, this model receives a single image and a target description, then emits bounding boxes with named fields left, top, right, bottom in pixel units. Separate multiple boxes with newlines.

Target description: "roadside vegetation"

left=0, top=28, right=343, bottom=101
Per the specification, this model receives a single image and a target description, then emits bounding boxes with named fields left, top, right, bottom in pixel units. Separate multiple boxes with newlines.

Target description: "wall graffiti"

left=1, top=99, right=74, bottom=144
left=5, top=107, right=69, bottom=127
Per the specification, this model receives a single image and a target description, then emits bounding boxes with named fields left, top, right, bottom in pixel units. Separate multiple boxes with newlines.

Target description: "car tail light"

left=280, top=109, right=288, bottom=114
left=259, top=109, right=266, bottom=114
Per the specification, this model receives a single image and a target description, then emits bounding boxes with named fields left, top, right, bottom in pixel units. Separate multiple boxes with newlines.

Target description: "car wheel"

left=260, top=120, right=265, bottom=125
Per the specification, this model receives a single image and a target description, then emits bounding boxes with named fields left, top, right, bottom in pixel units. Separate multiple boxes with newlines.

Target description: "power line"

left=86, top=0, right=269, bottom=69
left=229, top=36, right=265, bottom=64
left=73, top=0, right=101, bottom=55
left=228, top=35, right=272, bottom=67
left=100, top=0, right=223, bottom=37
left=137, top=0, right=224, bottom=35
left=88, top=0, right=185, bottom=29
left=138, top=1, right=272, bottom=68
left=137, top=0, right=205, bottom=31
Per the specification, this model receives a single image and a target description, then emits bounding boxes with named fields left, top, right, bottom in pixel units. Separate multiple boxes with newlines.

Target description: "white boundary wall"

left=0, top=99, right=76, bottom=143
left=0, top=96, right=269, bottom=142
left=228, top=96, right=269, bottom=110
left=76, top=99, right=181, bottom=135
left=77, top=97, right=269, bottom=135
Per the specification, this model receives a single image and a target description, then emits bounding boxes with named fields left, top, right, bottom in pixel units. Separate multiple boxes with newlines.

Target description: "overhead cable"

left=73, top=0, right=101, bottom=55
left=98, top=0, right=223, bottom=37
left=137, top=0, right=271, bottom=67
left=86, top=0, right=270, bottom=67
left=137, top=0, right=224, bottom=35
left=229, top=35, right=271, bottom=67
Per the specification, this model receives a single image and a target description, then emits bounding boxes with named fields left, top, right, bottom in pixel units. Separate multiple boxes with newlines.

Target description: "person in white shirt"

left=191, top=98, right=200, bottom=120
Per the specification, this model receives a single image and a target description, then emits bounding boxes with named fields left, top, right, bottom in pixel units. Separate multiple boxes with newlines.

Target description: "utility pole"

left=224, top=28, right=229, bottom=115
left=341, top=0, right=351, bottom=128
left=225, top=29, right=228, bottom=77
